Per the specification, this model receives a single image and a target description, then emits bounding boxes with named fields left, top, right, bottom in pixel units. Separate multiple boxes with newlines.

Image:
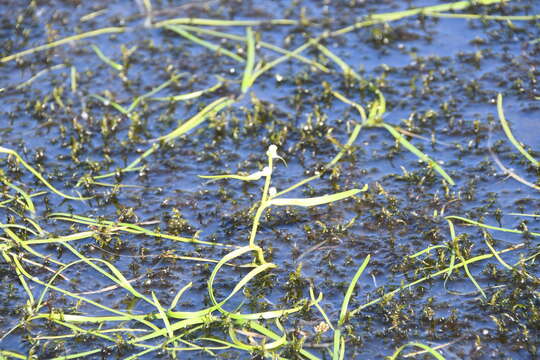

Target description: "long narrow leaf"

left=445, top=215, right=540, bottom=237
left=91, top=44, right=123, bottom=71
left=333, top=255, right=370, bottom=359
left=389, top=342, right=445, bottom=360
left=330, top=0, right=503, bottom=37
left=150, top=78, right=223, bottom=102
left=314, top=41, right=361, bottom=81
left=165, top=25, right=244, bottom=63
left=152, top=291, right=174, bottom=339
left=382, top=124, right=455, bottom=185
left=170, top=282, right=193, bottom=310
left=0, top=178, right=35, bottom=213
left=251, top=40, right=312, bottom=83
left=177, top=25, right=329, bottom=72
left=91, top=94, right=129, bottom=114
left=268, top=187, right=366, bottom=207
left=497, top=93, right=538, bottom=167
left=241, top=27, right=255, bottom=93
left=157, top=96, right=234, bottom=142
left=447, top=219, right=486, bottom=298
left=0, top=146, right=90, bottom=200
left=154, top=18, right=297, bottom=28
left=1, top=27, right=126, bottom=63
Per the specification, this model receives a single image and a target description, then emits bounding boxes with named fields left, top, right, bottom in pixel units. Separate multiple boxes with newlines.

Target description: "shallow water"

left=1, top=0, right=539, bottom=359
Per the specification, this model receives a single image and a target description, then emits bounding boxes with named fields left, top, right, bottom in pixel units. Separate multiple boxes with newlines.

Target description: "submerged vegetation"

left=1, top=0, right=539, bottom=359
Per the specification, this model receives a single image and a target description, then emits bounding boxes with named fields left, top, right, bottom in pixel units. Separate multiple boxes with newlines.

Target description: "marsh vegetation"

left=0, top=0, right=539, bottom=359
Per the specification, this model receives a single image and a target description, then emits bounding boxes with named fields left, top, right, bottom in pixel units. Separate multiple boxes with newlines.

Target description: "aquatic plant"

left=1, top=0, right=539, bottom=358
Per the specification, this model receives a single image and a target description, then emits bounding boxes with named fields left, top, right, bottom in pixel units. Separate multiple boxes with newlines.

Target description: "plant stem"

left=248, top=152, right=274, bottom=264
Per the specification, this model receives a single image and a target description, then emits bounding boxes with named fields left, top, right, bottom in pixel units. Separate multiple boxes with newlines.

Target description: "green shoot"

left=241, top=27, right=256, bottom=93
left=91, top=44, right=123, bottom=71
left=497, top=93, right=539, bottom=167
left=165, top=25, right=244, bottom=63
left=0, top=146, right=90, bottom=201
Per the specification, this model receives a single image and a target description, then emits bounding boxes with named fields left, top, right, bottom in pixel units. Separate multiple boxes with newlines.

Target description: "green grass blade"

left=200, top=336, right=250, bottom=351
left=90, top=94, right=130, bottom=114
left=268, top=187, right=366, bottom=207
left=198, top=174, right=262, bottom=181
left=381, top=123, right=455, bottom=186
left=446, top=219, right=486, bottom=298
left=34, top=258, right=98, bottom=312
left=425, top=12, right=539, bottom=21
left=153, top=18, right=298, bottom=28
left=45, top=319, right=117, bottom=342
left=309, top=287, right=334, bottom=331
left=157, top=96, right=234, bottom=142
left=250, top=40, right=313, bottom=83
left=199, top=167, right=268, bottom=182
left=0, top=224, right=39, bottom=236
left=0, top=178, right=35, bottom=213
left=207, top=246, right=255, bottom=304
left=338, top=255, right=370, bottom=325
left=388, top=342, right=445, bottom=360
left=229, top=303, right=309, bottom=321
left=445, top=215, right=540, bottom=237
left=330, top=0, right=504, bottom=37
left=24, top=217, right=44, bottom=235
left=314, top=41, right=361, bottom=81
left=484, top=235, right=514, bottom=272
left=170, top=282, right=193, bottom=310
left=150, top=78, right=223, bottom=102
left=208, top=248, right=276, bottom=311
left=351, top=242, right=525, bottom=317
left=152, top=291, right=174, bottom=339
left=177, top=25, right=329, bottom=72
left=61, top=242, right=154, bottom=305
left=88, top=96, right=234, bottom=183
left=497, top=93, right=539, bottom=167
left=248, top=322, right=320, bottom=360
left=23, top=230, right=95, bottom=245
left=12, top=64, right=65, bottom=90
left=275, top=122, right=364, bottom=198
left=0, top=146, right=91, bottom=200
left=94, top=74, right=184, bottom=116
left=49, top=212, right=227, bottom=246
left=333, top=255, right=370, bottom=360
left=124, top=143, right=160, bottom=171
left=0, top=350, right=29, bottom=359
left=444, top=220, right=458, bottom=286
left=3, top=252, right=35, bottom=306
left=70, top=66, right=77, bottom=93
left=165, top=25, right=244, bottom=63
left=2, top=227, right=66, bottom=266
left=508, top=213, right=540, bottom=217
left=331, top=90, right=367, bottom=122
left=205, top=246, right=307, bottom=324
left=10, top=256, right=159, bottom=331
left=90, top=44, right=123, bottom=71
left=228, top=324, right=287, bottom=351
left=409, top=245, right=449, bottom=259
left=130, top=314, right=209, bottom=344
left=0, top=27, right=126, bottom=63
left=127, top=73, right=184, bottom=112
left=327, top=123, right=363, bottom=168
left=241, top=27, right=255, bottom=93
